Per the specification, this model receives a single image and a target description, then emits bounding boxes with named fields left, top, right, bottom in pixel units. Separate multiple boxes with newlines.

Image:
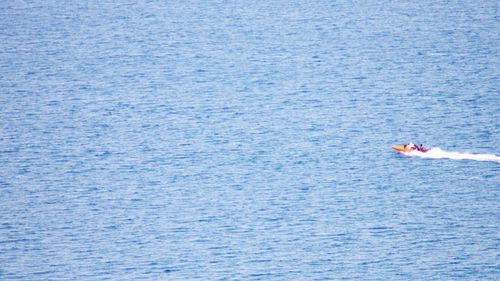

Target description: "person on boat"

left=419, top=144, right=429, bottom=152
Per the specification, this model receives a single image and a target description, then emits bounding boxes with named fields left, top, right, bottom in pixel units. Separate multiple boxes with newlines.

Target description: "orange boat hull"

left=391, top=145, right=413, bottom=152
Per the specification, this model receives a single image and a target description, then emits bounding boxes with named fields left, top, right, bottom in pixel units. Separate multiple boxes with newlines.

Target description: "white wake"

left=404, top=148, right=500, bottom=162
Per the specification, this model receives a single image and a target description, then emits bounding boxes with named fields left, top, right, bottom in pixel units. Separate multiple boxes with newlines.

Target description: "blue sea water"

left=0, top=0, right=499, bottom=280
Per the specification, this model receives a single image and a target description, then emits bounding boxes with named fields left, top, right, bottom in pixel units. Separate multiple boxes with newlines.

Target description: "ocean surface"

left=0, top=1, right=499, bottom=280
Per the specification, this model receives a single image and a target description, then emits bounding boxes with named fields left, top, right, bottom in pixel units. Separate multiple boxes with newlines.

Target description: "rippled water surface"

left=1, top=1, right=499, bottom=280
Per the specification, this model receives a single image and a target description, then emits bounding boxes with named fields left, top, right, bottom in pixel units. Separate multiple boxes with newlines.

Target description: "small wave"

left=404, top=148, right=500, bottom=162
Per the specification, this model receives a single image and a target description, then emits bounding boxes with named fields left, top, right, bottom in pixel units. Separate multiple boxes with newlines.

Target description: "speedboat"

left=391, top=143, right=429, bottom=153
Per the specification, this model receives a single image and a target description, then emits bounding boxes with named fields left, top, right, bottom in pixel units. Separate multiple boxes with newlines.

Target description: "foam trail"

left=405, top=148, right=500, bottom=162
